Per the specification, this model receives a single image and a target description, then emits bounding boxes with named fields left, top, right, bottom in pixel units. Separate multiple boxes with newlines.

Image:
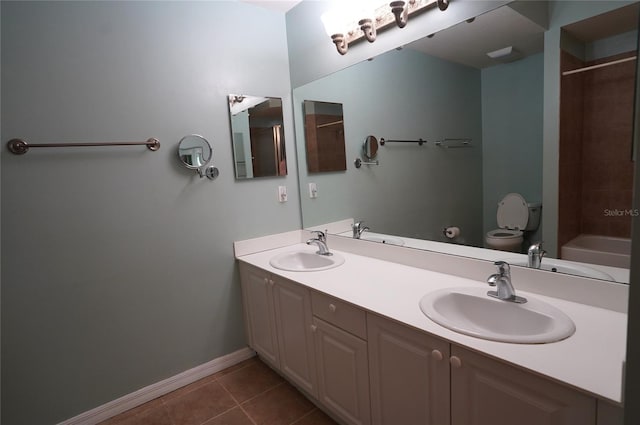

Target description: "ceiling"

left=406, top=4, right=547, bottom=69
left=406, top=1, right=639, bottom=69
left=241, top=0, right=302, bottom=13
left=563, top=2, right=639, bottom=42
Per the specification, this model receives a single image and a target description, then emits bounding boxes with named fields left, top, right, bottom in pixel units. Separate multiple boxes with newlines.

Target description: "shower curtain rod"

left=316, top=120, right=344, bottom=129
left=562, top=55, right=637, bottom=76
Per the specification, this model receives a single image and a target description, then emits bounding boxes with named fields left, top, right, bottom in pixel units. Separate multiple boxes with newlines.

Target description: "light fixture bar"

left=344, top=0, right=446, bottom=45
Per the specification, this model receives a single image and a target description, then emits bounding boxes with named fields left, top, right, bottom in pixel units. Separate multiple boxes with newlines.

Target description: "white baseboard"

left=59, top=347, right=256, bottom=425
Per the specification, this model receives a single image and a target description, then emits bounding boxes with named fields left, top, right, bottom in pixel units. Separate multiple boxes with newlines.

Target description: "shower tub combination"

left=561, top=234, right=631, bottom=269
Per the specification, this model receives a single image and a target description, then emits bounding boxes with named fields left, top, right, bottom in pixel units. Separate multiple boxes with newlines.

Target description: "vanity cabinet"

left=239, top=263, right=279, bottom=366
left=239, top=263, right=317, bottom=397
left=450, top=345, right=596, bottom=425
left=368, top=312, right=598, bottom=425
left=312, top=292, right=371, bottom=425
left=239, top=261, right=618, bottom=425
left=367, top=313, right=450, bottom=425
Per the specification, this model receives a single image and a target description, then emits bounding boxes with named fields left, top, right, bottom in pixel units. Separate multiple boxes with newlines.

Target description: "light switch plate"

left=309, top=182, right=318, bottom=198
left=278, top=186, right=288, bottom=202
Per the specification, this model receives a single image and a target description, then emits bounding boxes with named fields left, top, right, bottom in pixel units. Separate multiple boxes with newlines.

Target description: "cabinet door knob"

left=263, top=277, right=269, bottom=284
left=450, top=356, right=462, bottom=368
left=310, top=325, right=317, bottom=333
left=329, top=304, right=337, bottom=313
left=269, top=279, right=274, bottom=287
left=431, top=349, right=443, bottom=361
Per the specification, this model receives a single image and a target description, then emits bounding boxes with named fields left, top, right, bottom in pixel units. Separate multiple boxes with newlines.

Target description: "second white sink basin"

left=502, top=258, right=615, bottom=281
left=270, top=251, right=345, bottom=272
left=419, top=287, right=576, bottom=344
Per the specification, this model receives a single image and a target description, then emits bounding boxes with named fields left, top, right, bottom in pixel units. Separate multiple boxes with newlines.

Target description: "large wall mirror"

left=228, top=94, right=287, bottom=179
left=303, top=100, right=347, bottom=172
left=292, top=1, right=638, bottom=284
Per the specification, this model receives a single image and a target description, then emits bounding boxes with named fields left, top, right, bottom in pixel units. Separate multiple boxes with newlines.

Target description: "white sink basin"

left=270, top=251, right=345, bottom=272
left=419, top=287, right=576, bottom=344
left=360, top=234, right=405, bottom=246
left=503, top=258, right=614, bottom=281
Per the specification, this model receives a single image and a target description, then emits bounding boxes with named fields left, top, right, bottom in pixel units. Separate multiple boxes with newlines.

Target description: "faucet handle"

left=311, top=230, right=326, bottom=241
left=493, top=261, right=510, bottom=276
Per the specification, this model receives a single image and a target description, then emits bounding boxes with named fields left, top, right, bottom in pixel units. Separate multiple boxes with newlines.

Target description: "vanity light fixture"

left=322, top=0, right=450, bottom=55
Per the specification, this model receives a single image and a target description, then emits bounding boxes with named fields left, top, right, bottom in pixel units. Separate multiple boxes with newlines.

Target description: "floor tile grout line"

left=197, top=405, right=243, bottom=425
left=289, top=407, right=320, bottom=425
left=216, top=379, right=259, bottom=425
left=158, top=358, right=258, bottom=406
left=238, top=380, right=287, bottom=405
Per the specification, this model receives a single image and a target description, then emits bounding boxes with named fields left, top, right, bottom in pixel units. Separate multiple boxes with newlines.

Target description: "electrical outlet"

left=309, top=182, right=318, bottom=198
left=278, top=186, right=288, bottom=202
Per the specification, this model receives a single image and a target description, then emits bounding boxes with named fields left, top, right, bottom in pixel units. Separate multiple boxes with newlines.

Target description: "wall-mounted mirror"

left=292, top=1, right=638, bottom=284
left=228, top=94, right=287, bottom=179
left=303, top=100, right=347, bottom=172
left=178, top=134, right=212, bottom=168
left=178, top=134, right=219, bottom=180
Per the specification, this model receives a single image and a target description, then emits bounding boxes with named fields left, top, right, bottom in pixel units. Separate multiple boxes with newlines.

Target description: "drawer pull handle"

left=269, top=279, right=274, bottom=287
left=263, top=277, right=269, bottom=283
left=431, top=349, right=443, bottom=361
left=329, top=304, right=337, bottom=313
left=310, top=325, right=317, bottom=333
left=450, top=356, right=462, bottom=369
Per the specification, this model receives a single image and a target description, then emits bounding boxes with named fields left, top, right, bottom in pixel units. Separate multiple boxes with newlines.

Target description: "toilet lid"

left=497, top=193, right=528, bottom=230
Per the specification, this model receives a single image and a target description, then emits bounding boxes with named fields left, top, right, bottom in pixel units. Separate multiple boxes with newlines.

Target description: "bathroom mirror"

left=178, top=134, right=212, bottom=168
left=293, top=1, right=638, bottom=284
left=303, top=100, right=347, bottom=172
left=178, top=134, right=219, bottom=180
left=228, top=94, right=287, bottom=179
left=362, top=135, right=379, bottom=160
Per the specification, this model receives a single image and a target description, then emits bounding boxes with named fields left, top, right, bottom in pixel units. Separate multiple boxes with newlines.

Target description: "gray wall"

left=0, top=1, right=300, bottom=423
left=294, top=48, right=484, bottom=245
left=481, top=53, right=544, bottom=243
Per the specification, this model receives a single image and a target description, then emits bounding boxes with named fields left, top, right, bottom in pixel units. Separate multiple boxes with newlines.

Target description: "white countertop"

left=237, top=243, right=627, bottom=404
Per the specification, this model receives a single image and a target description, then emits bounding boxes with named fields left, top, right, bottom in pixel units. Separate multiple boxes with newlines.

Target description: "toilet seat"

left=496, top=193, right=529, bottom=230
left=486, top=229, right=523, bottom=239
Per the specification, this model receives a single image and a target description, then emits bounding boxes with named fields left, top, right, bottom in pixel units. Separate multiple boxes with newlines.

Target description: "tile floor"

left=100, top=356, right=340, bottom=425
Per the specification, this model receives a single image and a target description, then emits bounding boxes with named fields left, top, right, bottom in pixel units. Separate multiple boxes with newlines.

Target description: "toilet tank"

left=525, top=202, right=542, bottom=231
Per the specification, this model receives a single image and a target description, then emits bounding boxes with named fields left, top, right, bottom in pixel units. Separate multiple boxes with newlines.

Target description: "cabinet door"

left=314, top=317, right=370, bottom=425
left=239, top=263, right=279, bottom=367
left=367, top=313, right=450, bottom=425
left=273, top=276, right=318, bottom=397
left=451, top=345, right=596, bottom=425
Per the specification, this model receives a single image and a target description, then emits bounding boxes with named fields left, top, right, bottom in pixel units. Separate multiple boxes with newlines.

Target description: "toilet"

left=485, top=193, right=541, bottom=252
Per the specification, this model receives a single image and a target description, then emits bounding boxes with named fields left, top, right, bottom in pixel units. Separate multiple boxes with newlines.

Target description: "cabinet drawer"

left=312, top=291, right=367, bottom=339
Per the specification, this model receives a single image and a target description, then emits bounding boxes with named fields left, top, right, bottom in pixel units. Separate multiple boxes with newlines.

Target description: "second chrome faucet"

left=352, top=221, right=370, bottom=239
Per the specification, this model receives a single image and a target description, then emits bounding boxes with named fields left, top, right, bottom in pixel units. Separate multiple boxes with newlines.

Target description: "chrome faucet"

left=528, top=242, right=546, bottom=269
left=352, top=221, right=370, bottom=239
left=487, top=261, right=527, bottom=303
left=307, top=230, right=332, bottom=256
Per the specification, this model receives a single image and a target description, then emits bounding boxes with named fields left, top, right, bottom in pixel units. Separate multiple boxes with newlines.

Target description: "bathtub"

left=561, top=234, right=631, bottom=269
